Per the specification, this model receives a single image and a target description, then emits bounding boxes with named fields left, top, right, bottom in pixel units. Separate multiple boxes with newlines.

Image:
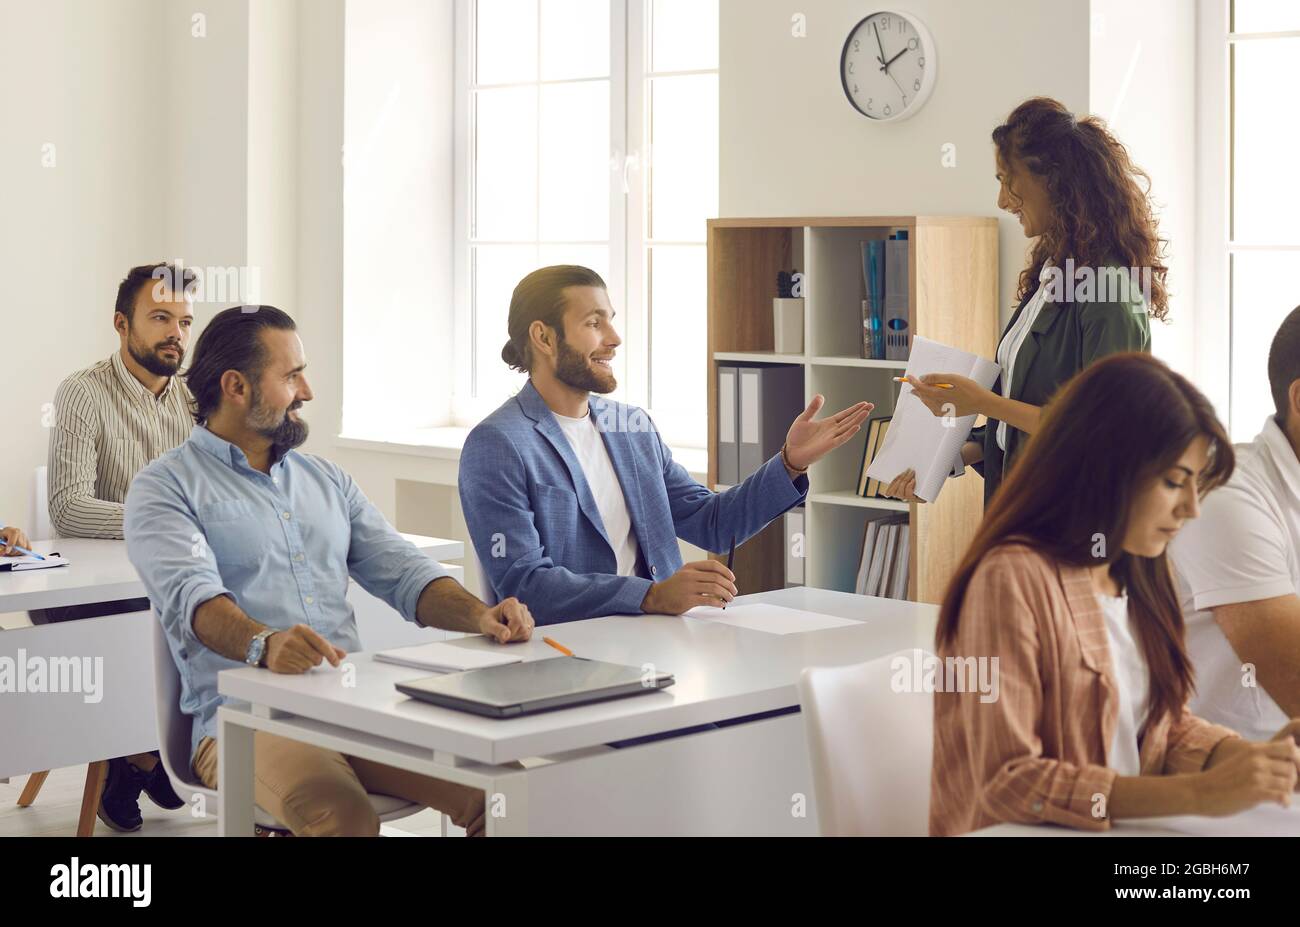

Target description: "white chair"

left=798, top=648, right=934, bottom=836
left=151, top=615, right=423, bottom=835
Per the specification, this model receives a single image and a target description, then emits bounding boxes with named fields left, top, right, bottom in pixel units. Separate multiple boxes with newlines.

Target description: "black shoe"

left=130, top=752, right=186, bottom=811
left=96, top=758, right=143, bottom=832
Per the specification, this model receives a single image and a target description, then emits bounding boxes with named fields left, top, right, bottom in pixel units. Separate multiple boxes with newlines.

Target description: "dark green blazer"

left=972, top=270, right=1151, bottom=503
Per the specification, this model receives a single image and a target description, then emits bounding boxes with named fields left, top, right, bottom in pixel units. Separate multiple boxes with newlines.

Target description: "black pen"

left=724, top=535, right=736, bottom=610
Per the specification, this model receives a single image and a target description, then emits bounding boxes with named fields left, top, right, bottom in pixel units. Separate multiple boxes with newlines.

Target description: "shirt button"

left=282, top=511, right=291, bottom=520
left=273, top=476, right=279, bottom=485
left=304, top=596, right=314, bottom=605
left=651, top=566, right=657, bottom=575
left=293, top=553, right=304, bottom=563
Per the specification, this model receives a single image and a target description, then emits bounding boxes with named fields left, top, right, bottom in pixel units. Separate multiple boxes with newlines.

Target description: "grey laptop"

left=395, top=656, right=675, bottom=718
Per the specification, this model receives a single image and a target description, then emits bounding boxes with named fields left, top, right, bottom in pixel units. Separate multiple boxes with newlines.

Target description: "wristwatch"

left=245, top=628, right=276, bottom=667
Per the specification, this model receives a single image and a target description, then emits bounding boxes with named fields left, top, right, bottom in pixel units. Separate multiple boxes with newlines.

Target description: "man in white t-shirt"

left=1170, top=307, right=1300, bottom=740
left=459, top=264, right=874, bottom=624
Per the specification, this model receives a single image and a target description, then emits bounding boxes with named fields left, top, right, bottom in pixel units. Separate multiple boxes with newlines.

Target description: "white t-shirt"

left=1170, top=415, right=1300, bottom=742
left=1097, top=591, right=1148, bottom=777
left=552, top=409, right=641, bottom=577
left=994, top=264, right=1055, bottom=452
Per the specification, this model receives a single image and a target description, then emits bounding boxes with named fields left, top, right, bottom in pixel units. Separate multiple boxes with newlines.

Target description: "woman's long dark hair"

left=994, top=97, right=1169, bottom=320
left=936, top=353, right=1234, bottom=727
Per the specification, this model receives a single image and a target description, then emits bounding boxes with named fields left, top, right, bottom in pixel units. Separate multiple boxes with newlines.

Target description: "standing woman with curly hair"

left=883, top=96, right=1169, bottom=505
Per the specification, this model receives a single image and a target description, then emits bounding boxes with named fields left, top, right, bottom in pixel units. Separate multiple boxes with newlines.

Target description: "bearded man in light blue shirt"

left=125, top=305, right=533, bottom=836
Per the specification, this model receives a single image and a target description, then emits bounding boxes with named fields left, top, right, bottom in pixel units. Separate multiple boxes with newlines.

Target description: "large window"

left=1227, top=0, right=1300, bottom=439
left=454, top=0, right=718, bottom=448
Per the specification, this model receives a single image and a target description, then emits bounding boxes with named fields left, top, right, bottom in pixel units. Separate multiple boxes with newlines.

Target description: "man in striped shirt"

left=37, top=262, right=197, bottom=831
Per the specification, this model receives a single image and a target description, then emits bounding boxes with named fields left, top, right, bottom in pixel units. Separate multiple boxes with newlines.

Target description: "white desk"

left=0, top=535, right=463, bottom=783
left=216, top=586, right=939, bottom=836
left=972, top=804, right=1300, bottom=837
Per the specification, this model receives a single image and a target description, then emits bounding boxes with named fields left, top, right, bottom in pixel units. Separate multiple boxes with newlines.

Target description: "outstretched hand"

left=784, top=395, right=874, bottom=472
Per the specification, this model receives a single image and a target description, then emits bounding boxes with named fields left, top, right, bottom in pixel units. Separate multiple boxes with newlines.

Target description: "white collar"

left=1257, top=415, right=1300, bottom=506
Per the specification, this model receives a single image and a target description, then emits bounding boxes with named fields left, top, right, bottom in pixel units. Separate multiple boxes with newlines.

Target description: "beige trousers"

left=193, top=732, right=485, bottom=837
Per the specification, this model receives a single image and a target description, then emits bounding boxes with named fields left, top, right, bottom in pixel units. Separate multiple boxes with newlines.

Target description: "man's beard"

left=554, top=337, right=616, bottom=394
left=127, top=330, right=184, bottom=377
left=248, top=386, right=309, bottom=457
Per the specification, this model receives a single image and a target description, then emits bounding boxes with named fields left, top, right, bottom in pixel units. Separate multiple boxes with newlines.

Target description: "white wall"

left=719, top=0, right=1092, bottom=324
left=0, top=0, right=167, bottom=530
left=341, top=0, right=454, bottom=436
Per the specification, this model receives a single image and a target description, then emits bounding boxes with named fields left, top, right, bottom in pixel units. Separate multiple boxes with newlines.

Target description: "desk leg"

left=484, top=766, right=530, bottom=837
left=218, top=713, right=255, bottom=837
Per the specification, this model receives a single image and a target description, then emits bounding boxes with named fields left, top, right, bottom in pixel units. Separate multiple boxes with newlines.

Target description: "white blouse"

left=994, top=263, right=1056, bottom=452
left=1097, top=590, right=1150, bottom=777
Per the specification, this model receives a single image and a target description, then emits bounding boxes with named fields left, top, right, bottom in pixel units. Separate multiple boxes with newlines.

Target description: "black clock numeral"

left=853, top=38, right=860, bottom=51
left=908, top=37, right=918, bottom=50
left=848, top=61, right=854, bottom=74
left=867, top=98, right=873, bottom=110
left=853, top=83, right=859, bottom=94
left=884, top=103, right=892, bottom=116
left=918, top=55, right=925, bottom=68
left=914, top=78, right=921, bottom=91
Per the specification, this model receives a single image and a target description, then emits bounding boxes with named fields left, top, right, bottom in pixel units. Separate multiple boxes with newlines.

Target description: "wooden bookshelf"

left=706, top=216, right=999, bottom=604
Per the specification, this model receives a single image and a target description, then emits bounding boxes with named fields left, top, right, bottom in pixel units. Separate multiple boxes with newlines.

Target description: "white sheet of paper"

left=685, top=604, right=860, bottom=635
left=374, top=642, right=522, bottom=673
left=866, top=335, right=1001, bottom=503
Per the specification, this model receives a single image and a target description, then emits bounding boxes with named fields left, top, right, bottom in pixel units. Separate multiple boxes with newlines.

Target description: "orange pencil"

left=893, top=376, right=953, bottom=389
left=543, top=636, right=574, bottom=657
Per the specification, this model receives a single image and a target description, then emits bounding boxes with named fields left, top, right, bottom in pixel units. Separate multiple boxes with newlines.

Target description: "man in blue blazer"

left=459, top=265, right=873, bottom=624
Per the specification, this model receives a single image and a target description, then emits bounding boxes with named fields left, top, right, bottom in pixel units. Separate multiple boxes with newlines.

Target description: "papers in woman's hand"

left=865, top=336, right=1001, bottom=503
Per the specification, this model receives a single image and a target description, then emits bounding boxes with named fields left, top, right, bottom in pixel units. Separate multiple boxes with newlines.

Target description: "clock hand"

left=883, top=46, right=910, bottom=70
left=887, top=69, right=907, bottom=102
left=873, top=22, right=887, bottom=68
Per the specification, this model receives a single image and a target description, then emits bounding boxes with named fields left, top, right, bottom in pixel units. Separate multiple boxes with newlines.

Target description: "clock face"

left=841, top=11, right=936, bottom=122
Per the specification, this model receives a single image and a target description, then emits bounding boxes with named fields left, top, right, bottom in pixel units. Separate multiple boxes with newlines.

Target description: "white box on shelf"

left=772, top=298, right=804, bottom=354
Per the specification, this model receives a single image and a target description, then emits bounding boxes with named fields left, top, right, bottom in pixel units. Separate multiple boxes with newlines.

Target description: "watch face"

left=841, top=11, right=934, bottom=121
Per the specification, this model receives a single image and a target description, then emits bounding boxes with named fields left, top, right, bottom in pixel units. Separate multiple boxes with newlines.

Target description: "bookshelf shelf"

left=809, top=356, right=907, bottom=369
left=707, top=215, right=999, bottom=604
left=807, top=490, right=909, bottom=511
left=714, top=350, right=806, bottom=364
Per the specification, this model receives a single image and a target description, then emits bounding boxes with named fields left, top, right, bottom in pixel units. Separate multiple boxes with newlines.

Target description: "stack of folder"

left=854, top=514, right=909, bottom=599
left=716, top=364, right=804, bottom=487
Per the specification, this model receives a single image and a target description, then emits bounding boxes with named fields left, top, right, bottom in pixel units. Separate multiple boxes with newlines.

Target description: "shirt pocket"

left=197, top=499, right=270, bottom=569
left=532, top=482, right=578, bottom=562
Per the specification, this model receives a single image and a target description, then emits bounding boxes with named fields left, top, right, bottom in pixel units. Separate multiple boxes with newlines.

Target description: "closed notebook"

left=375, top=641, right=522, bottom=673
left=863, top=419, right=892, bottom=497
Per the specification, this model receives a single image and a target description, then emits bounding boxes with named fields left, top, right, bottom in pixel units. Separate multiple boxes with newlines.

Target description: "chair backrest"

left=798, top=648, right=934, bottom=836
left=31, top=465, right=51, bottom=541
left=151, top=614, right=208, bottom=794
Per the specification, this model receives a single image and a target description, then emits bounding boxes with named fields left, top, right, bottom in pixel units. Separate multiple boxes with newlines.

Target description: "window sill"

left=336, top=428, right=709, bottom=479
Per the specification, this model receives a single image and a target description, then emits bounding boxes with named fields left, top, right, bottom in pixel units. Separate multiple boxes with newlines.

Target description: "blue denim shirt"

left=124, top=424, right=447, bottom=761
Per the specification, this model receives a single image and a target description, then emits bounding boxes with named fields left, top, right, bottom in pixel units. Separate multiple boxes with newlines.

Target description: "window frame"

left=452, top=0, right=715, bottom=448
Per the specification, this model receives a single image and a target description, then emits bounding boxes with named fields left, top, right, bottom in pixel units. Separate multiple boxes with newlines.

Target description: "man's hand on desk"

left=477, top=596, right=535, bottom=644
left=641, top=560, right=737, bottom=615
left=265, top=624, right=346, bottom=674
left=0, top=526, right=30, bottom=556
